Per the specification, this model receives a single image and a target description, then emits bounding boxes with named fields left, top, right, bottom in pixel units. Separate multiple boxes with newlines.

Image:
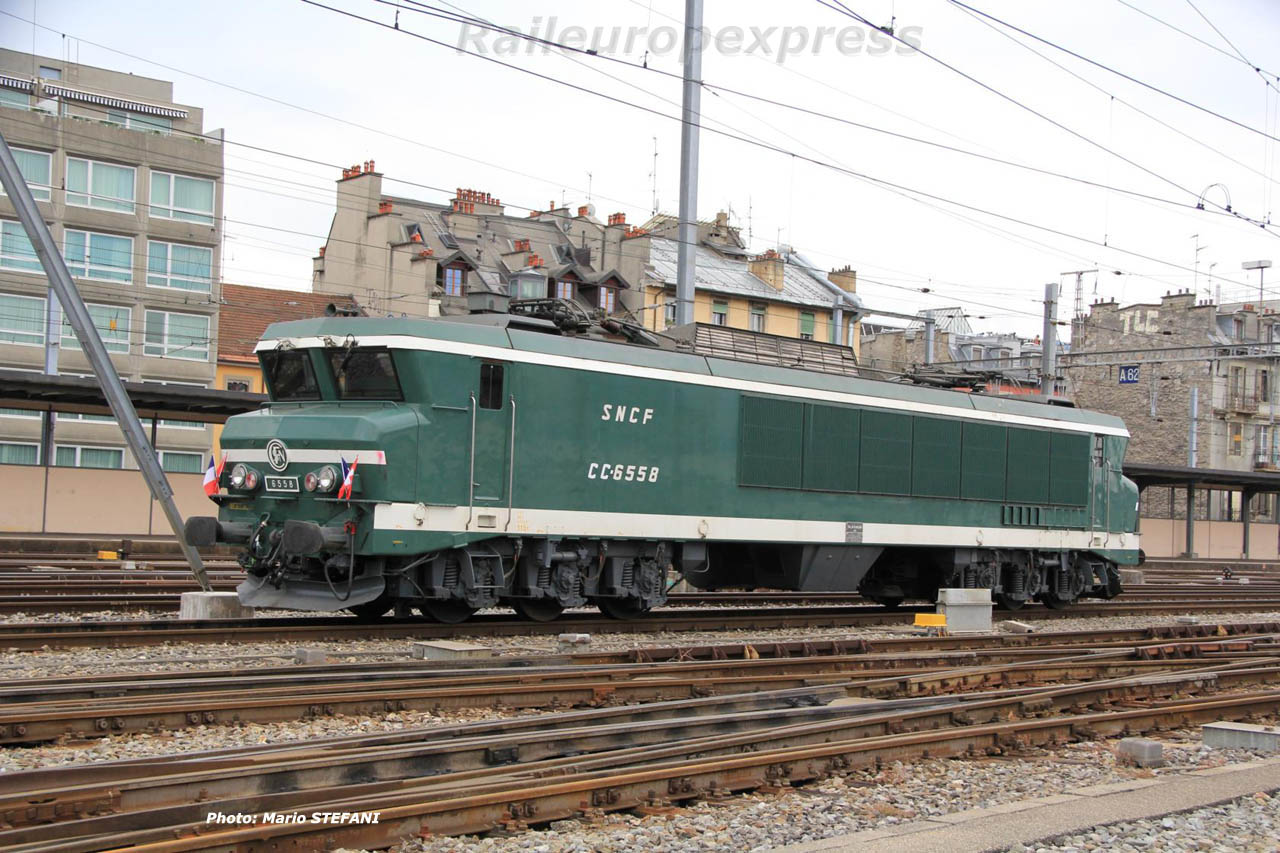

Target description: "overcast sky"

left=4, top=0, right=1280, bottom=339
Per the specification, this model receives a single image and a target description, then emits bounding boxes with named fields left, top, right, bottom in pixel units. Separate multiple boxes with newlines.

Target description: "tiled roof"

left=219, top=283, right=337, bottom=363
left=647, top=237, right=840, bottom=309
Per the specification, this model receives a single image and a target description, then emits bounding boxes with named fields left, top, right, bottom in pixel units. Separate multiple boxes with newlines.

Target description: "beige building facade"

left=0, top=50, right=224, bottom=530
left=310, top=168, right=862, bottom=354
left=312, top=168, right=641, bottom=320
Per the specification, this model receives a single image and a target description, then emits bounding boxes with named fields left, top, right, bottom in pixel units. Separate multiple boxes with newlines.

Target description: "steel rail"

left=7, top=601, right=1280, bottom=650
left=3, top=657, right=1276, bottom=847
left=15, top=684, right=1280, bottom=851
left=1, top=635, right=1265, bottom=745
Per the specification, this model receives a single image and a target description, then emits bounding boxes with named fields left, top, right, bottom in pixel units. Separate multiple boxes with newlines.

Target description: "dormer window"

left=441, top=265, right=466, bottom=296
left=598, top=286, right=616, bottom=313
left=556, top=279, right=574, bottom=300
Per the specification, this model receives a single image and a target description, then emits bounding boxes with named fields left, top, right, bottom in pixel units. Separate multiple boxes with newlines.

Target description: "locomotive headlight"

left=316, top=465, right=338, bottom=492
left=304, top=472, right=319, bottom=492
left=229, top=464, right=248, bottom=489
left=243, top=468, right=260, bottom=491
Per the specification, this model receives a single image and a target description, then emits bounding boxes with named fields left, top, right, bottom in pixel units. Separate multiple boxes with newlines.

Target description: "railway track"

left=2, top=623, right=1278, bottom=849
left=6, top=599, right=1280, bottom=649
left=2, top=586, right=1279, bottom=615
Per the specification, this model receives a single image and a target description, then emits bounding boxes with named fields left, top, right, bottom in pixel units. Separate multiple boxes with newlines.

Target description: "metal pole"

left=1185, top=484, right=1195, bottom=557
left=0, top=131, right=210, bottom=589
left=40, top=289, right=59, bottom=465
left=674, top=0, right=703, bottom=327
left=1189, top=386, right=1198, bottom=467
left=1042, top=283, right=1058, bottom=398
left=923, top=317, right=935, bottom=366
left=1243, top=488, right=1253, bottom=558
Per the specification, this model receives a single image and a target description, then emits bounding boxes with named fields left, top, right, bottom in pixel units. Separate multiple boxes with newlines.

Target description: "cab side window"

left=479, top=363, right=504, bottom=410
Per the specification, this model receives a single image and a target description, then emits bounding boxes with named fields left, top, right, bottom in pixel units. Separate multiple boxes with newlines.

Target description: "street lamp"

left=1243, top=260, right=1272, bottom=306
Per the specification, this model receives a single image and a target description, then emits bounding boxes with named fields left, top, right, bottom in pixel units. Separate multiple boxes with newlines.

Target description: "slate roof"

left=219, top=284, right=337, bottom=364
left=646, top=237, right=843, bottom=309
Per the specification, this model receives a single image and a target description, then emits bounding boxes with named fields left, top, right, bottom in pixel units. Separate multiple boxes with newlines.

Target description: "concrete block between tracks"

left=936, top=587, right=992, bottom=633
left=178, top=591, right=253, bottom=620
left=411, top=640, right=493, bottom=661
left=1119, top=568, right=1144, bottom=585
left=294, top=647, right=331, bottom=665
left=1117, top=737, right=1165, bottom=767
left=998, top=620, right=1036, bottom=634
left=1203, top=721, right=1280, bottom=752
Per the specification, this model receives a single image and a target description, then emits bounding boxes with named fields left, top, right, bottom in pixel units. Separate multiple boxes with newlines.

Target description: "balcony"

left=1227, top=390, right=1259, bottom=413
left=1254, top=451, right=1279, bottom=471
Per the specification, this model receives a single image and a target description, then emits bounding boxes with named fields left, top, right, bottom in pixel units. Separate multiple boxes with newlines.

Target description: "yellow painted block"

left=913, top=613, right=947, bottom=628
left=97, top=550, right=118, bottom=560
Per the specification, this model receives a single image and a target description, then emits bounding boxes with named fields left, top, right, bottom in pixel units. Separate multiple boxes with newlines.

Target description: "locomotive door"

left=1089, top=434, right=1109, bottom=531
left=468, top=361, right=514, bottom=523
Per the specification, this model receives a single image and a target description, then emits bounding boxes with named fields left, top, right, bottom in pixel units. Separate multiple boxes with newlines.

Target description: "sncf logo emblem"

left=266, top=439, right=289, bottom=472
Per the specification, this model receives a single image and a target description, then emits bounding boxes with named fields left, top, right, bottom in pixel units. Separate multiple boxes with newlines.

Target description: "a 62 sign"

left=1118, top=365, right=1140, bottom=384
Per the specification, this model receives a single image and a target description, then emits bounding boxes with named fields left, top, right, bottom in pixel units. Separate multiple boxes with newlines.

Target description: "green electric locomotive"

left=185, top=312, right=1140, bottom=622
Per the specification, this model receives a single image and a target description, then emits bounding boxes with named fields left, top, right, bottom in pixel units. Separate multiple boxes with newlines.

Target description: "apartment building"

left=1068, top=289, right=1280, bottom=529
left=311, top=167, right=638, bottom=320
left=633, top=213, right=862, bottom=353
left=860, top=308, right=1062, bottom=393
left=0, top=49, right=223, bottom=480
left=310, top=166, right=863, bottom=352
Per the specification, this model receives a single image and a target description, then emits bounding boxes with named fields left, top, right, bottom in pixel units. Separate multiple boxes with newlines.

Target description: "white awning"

left=0, top=75, right=34, bottom=92
left=41, top=83, right=188, bottom=119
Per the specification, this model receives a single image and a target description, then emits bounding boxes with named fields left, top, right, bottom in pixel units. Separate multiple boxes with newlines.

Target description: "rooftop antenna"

left=586, top=171, right=592, bottom=203
left=747, top=196, right=753, bottom=244
left=1191, top=234, right=1206, bottom=298
left=650, top=136, right=659, bottom=215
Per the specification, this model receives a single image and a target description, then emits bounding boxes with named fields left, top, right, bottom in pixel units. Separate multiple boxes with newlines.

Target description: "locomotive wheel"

left=347, top=590, right=394, bottom=621
left=416, top=600, right=477, bottom=624
left=511, top=598, right=565, bottom=622
left=994, top=594, right=1026, bottom=611
left=595, top=597, right=650, bottom=620
left=1038, top=593, right=1074, bottom=610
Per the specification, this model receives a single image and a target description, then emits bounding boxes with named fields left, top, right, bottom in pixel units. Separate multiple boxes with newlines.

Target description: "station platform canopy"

left=0, top=369, right=265, bottom=424
left=1124, top=462, right=1280, bottom=494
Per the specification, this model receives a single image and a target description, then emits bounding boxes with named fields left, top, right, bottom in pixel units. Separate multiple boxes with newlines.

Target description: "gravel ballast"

left=1004, top=789, right=1280, bottom=853
left=394, top=737, right=1276, bottom=853
left=4, top=609, right=1280, bottom=849
left=6, top=610, right=1280, bottom=681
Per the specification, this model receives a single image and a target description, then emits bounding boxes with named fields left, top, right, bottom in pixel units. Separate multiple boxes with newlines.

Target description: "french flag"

left=203, top=453, right=224, bottom=498
left=338, top=455, right=358, bottom=500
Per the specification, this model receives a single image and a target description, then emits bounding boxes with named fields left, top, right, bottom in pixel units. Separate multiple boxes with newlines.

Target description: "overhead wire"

left=947, top=0, right=1280, bottom=146
left=819, top=0, right=1274, bottom=231
left=295, top=0, right=1278, bottom=298
left=5, top=1, right=1263, bottom=320
left=392, top=0, right=1270, bottom=229
left=5, top=4, right=1272, bottom=345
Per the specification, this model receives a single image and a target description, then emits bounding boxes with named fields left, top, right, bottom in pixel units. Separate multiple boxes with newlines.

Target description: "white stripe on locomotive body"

left=256, top=334, right=1128, bottom=438
left=224, top=448, right=387, bottom=465
left=372, top=503, right=1139, bottom=553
